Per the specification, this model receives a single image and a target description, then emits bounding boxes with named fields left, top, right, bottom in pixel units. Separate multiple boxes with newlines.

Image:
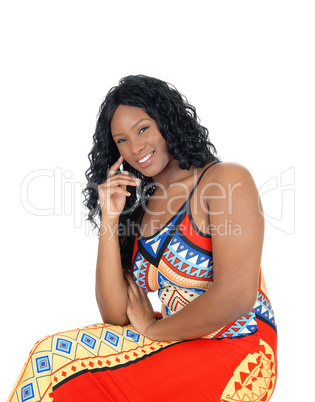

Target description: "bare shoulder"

left=205, top=161, right=254, bottom=182
left=201, top=161, right=260, bottom=208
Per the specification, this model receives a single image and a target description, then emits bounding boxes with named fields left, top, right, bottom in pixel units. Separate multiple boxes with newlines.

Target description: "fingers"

left=125, top=271, right=144, bottom=298
left=98, top=181, right=131, bottom=198
left=107, top=175, right=141, bottom=188
left=108, top=155, right=124, bottom=177
left=125, top=271, right=137, bottom=290
left=101, top=155, right=141, bottom=187
left=124, top=270, right=136, bottom=296
left=126, top=279, right=137, bottom=302
left=98, top=173, right=141, bottom=199
left=119, top=171, right=129, bottom=191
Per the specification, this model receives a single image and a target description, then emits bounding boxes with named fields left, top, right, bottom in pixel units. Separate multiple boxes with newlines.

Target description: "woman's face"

left=111, top=105, right=173, bottom=176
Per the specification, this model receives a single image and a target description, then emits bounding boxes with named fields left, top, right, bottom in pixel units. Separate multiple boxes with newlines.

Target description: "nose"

left=130, top=137, right=145, bottom=155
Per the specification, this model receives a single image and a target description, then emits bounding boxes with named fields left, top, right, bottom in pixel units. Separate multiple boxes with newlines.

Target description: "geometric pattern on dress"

left=153, top=266, right=212, bottom=323
left=8, top=323, right=178, bottom=402
left=21, top=383, right=35, bottom=402
left=220, top=338, right=276, bottom=401
left=161, top=302, right=172, bottom=317
left=132, top=252, right=150, bottom=291
left=156, top=273, right=206, bottom=299
left=211, top=310, right=258, bottom=339
left=159, top=285, right=206, bottom=315
left=138, top=207, right=184, bottom=258
left=157, top=257, right=213, bottom=292
left=133, top=247, right=276, bottom=340
left=146, top=261, right=161, bottom=291
left=254, top=292, right=277, bottom=331
left=163, top=235, right=213, bottom=280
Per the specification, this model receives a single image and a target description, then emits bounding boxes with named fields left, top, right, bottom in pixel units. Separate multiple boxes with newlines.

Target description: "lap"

left=8, top=319, right=277, bottom=402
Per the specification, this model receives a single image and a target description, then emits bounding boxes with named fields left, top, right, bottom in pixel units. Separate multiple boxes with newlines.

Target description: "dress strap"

left=138, top=160, right=221, bottom=226
left=186, top=161, right=221, bottom=201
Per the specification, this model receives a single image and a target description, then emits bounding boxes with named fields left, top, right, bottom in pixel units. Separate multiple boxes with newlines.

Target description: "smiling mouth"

left=137, top=151, right=155, bottom=163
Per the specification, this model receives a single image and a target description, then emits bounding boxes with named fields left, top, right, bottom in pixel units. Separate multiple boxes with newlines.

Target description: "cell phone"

left=119, top=163, right=124, bottom=173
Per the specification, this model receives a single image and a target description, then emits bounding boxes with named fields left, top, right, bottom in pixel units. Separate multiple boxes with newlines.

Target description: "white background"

left=1, top=1, right=314, bottom=400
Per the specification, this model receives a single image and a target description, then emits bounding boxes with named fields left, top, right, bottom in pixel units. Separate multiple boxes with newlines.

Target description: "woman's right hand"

left=98, top=156, right=141, bottom=222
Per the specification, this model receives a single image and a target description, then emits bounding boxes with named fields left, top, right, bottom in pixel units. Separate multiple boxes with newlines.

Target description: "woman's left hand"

left=124, top=271, right=156, bottom=337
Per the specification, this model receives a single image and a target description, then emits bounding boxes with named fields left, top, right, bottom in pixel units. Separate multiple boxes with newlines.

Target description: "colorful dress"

left=8, top=163, right=277, bottom=402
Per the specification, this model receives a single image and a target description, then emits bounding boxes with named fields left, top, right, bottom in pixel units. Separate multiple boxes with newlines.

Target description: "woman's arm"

left=126, top=163, right=264, bottom=341
left=95, top=218, right=130, bottom=325
left=95, top=156, right=141, bottom=325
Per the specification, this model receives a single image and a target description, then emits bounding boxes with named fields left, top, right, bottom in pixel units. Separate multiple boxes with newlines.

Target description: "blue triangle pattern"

left=132, top=252, right=149, bottom=291
left=163, top=238, right=213, bottom=280
left=170, top=236, right=212, bottom=266
left=139, top=206, right=185, bottom=257
left=221, top=310, right=258, bottom=338
left=255, top=292, right=277, bottom=329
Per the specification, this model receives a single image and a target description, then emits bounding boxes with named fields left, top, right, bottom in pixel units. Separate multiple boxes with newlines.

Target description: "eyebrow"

left=112, top=118, right=152, bottom=138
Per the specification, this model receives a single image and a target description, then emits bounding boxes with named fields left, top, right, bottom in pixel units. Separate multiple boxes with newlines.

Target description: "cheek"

left=156, top=133, right=168, bottom=151
left=116, top=144, right=130, bottom=157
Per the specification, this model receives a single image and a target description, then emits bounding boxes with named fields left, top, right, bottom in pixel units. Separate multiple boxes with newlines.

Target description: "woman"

left=9, top=75, right=277, bottom=401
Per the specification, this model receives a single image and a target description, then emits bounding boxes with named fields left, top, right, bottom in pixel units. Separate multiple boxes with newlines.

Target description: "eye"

left=139, top=126, right=150, bottom=134
left=117, top=138, right=126, bottom=144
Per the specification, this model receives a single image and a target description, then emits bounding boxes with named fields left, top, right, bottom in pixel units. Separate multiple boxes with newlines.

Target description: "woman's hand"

left=125, top=271, right=156, bottom=337
left=98, top=156, right=141, bottom=222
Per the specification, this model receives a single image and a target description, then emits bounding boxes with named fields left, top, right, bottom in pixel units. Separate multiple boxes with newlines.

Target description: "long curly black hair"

left=82, top=75, right=220, bottom=270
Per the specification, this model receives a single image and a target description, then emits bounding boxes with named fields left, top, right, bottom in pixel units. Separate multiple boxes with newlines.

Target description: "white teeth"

left=138, top=152, right=153, bottom=163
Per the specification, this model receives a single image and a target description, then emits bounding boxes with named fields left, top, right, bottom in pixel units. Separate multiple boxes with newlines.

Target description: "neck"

left=151, top=158, right=195, bottom=191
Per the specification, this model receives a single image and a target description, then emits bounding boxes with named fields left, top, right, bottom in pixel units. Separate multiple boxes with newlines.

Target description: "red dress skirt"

left=8, top=314, right=276, bottom=401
